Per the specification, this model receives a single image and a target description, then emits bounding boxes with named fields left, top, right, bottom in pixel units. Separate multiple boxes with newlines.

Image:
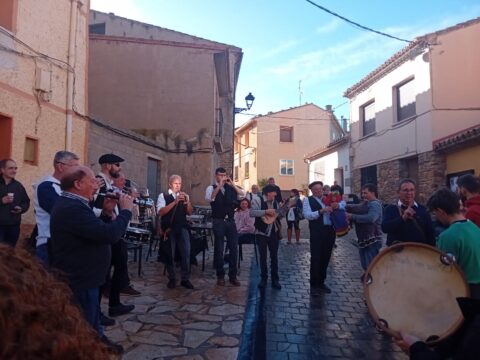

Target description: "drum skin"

left=364, top=242, right=469, bottom=343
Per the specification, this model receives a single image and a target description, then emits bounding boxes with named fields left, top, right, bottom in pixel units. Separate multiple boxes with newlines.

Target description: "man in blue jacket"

left=50, top=166, right=133, bottom=353
left=382, top=178, right=435, bottom=246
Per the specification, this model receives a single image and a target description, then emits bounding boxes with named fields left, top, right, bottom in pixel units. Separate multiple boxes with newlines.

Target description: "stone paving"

left=103, top=238, right=255, bottom=360
left=104, top=221, right=409, bottom=359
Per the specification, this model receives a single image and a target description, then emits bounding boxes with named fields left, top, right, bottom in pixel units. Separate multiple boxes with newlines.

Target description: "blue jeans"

left=166, top=228, right=191, bottom=281
left=0, top=224, right=20, bottom=247
left=212, top=218, right=238, bottom=279
left=359, top=241, right=381, bottom=271
left=72, top=287, right=103, bottom=336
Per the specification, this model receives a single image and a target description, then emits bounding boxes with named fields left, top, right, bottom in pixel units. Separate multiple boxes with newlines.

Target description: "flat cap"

left=308, top=181, right=324, bottom=189
left=98, top=153, right=124, bottom=164
left=263, top=185, right=278, bottom=194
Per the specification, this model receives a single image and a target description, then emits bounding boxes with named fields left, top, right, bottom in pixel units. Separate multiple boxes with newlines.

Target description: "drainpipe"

left=65, top=0, right=79, bottom=151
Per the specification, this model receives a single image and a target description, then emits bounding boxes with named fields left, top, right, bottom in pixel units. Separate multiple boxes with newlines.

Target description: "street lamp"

left=234, top=92, right=255, bottom=113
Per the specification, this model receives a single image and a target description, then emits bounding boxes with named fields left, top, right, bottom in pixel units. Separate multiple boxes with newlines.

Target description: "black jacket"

left=0, top=177, right=30, bottom=226
left=50, top=195, right=131, bottom=290
left=382, top=203, right=435, bottom=246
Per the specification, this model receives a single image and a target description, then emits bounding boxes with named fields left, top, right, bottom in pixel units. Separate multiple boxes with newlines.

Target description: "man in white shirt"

left=303, top=181, right=343, bottom=293
left=205, top=167, right=244, bottom=286
left=33, top=151, right=79, bottom=263
left=156, top=175, right=194, bottom=289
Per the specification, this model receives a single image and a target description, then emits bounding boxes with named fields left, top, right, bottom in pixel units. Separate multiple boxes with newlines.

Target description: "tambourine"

left=364, top=242, right=469, bottom=344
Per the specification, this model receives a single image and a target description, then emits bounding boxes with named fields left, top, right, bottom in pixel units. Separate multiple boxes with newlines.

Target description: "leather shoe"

left=108, top=303, right=135, bottom=317
left=167, top=279, right=176, bottom=289
left=101, top=335, right=124, bottom=354
left=217, top=278, right=226, bottom=286
left=258, top=279, right=267, bottom=289
left=180, top=280, right=194, bottom=289
left=100, top=312, right=115, bottom=326
left=120, top=285, right=141, bottom=296
left=272, top=281, right=282, bottom=290
left=229, top=278, right=241, bottom=287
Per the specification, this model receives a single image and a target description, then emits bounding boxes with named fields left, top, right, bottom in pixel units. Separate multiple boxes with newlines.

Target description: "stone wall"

left=378, top=160, right=401, bottom=204
left=352, top=150, right=446, bottom=205
left=88, top=120, right=168, bottom=200
left=351, top=168, right=361, bottom=197
left=417, top=151, right=446, bottom=204
left=88, top=120, right=219, bottom=204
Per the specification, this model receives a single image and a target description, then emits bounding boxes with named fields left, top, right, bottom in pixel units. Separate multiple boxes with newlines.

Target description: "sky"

left=90, top=0, right=480, bottom=126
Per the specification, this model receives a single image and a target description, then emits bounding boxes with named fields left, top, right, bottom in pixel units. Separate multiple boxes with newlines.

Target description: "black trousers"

left=212, top=218, right=238, bottom=279
left=257, top=230, right=279, bottom=282
left=309, top=225, right=335, bottom=287
left=100, top=239, right=130, bottom=307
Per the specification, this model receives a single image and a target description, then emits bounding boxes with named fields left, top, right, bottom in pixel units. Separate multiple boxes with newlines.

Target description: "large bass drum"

left=364, top=242, right=469, bottom=344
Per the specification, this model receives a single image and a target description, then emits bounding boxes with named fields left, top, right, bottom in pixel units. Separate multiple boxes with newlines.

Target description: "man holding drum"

left=382, top=178, right=435, bottom=246
left=303, top=181, right=340, bottom=293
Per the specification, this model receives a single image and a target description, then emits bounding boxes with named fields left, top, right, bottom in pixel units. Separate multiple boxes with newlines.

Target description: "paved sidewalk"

left=103, top=242, right=256, bottom=360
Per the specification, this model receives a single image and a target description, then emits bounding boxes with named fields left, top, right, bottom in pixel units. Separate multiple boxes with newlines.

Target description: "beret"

left=98, top=153, right=124, bottom=164
left=263, top=185, right=278, bottom=194
left=308, top=181, right=324, bottom=189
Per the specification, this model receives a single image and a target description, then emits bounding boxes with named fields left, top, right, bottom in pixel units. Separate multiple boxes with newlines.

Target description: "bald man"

left=49, top=166, right=133, bottom=353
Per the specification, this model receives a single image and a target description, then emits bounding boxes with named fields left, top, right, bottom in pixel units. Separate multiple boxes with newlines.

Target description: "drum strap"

left=161, top=202, right=179, bottom=241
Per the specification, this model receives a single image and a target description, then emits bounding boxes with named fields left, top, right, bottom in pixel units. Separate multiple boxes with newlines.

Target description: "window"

left=234, top=136, right=239, bottom=153
left=361, top=165, right=377, bottom=186
left=215, top=109, right=224, bottom=137
left=280, top=126, right=293, bottom=142
left=0, top=0, right=16, bottom=31
left=245, top=162, right=250, bottom=179
left=395, top=78, right=416, bottom=122
left=280, top=160, right=294, bottom=176
left=234, top=166, right=239, bottom=181
left=244, top=131, right=249, bottom=147
left=24, top=137, right=38, bottom=165
left=89, top=23, right=106, bottom=35
left=361, top=101, right=375, bottom=136
left=0, top=114, right=12, bottom=159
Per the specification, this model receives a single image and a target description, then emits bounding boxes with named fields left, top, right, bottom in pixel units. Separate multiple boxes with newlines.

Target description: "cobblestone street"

left=249, top=220, right=408, bottom=360
left=105, top=221, right=408, bottom=359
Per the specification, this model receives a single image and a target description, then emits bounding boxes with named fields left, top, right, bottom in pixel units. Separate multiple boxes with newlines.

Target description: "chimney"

left=325, top=104, right=332, bottom=112
left=341, top=116, right=348, bottom=132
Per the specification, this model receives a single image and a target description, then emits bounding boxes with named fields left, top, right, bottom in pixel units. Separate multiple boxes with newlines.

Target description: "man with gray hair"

left=382, top=178, right=435, bottom=246
left=157, top=174, right=194, bottom=289
left=33, top=151, right=79, bottom=263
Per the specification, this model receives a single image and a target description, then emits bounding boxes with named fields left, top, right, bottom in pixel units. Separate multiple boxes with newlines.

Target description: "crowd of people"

left=2, top=152, right=480, bottom=358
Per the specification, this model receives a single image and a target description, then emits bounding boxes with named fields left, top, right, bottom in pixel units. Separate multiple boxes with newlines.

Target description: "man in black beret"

left=93, top=153, right=139, bottom=324
left=250, top=184, right=284, bottom=290
left=302, top=180, right=338, bottom=293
